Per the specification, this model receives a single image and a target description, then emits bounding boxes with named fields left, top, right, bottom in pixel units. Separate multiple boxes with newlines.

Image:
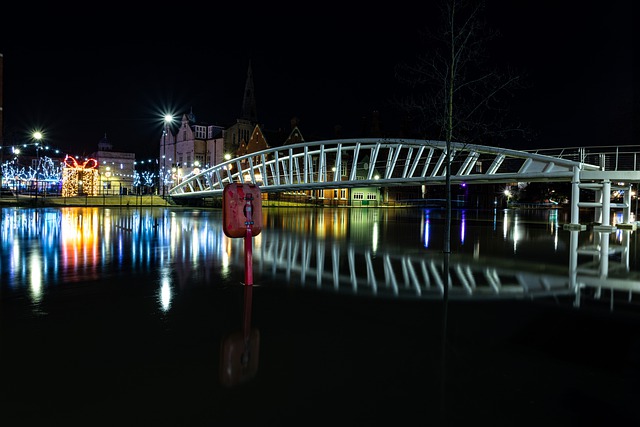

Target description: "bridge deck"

left=170, top=139, right=638, bottom=198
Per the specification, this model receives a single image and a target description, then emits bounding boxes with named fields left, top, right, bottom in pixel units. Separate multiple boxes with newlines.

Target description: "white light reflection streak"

left=29, top=253, right=43, bottom=304
left=11, top=243, right=20, bottom=271
left=423, top=212, right=430, bottom=248
left=192, top=228, right=201, bottom=263
left=460, top=211, right=466, bottom=244
left=371, top=220, right=379, bottom=254
left=159, top=275, right=172, bottom=312
left=549, top=210, right=559, bottom=251
left=502, top=210, right=509, bottom=240
left=512, top=213, right=520, bottom=253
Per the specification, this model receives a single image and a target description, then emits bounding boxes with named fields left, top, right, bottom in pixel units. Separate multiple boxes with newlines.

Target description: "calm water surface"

left=1, top=206, right=638, bottom=425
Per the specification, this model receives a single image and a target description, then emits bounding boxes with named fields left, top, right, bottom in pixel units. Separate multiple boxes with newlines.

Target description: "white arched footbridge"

left=169, top=138, right=640, bottom=229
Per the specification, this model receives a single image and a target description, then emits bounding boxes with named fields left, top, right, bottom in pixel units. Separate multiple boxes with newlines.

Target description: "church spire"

left=241, top=60, right=257, bottom=123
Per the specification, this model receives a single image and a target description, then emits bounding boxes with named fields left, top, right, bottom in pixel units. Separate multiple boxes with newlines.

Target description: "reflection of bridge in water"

left=248, top=224, right=638, bottom=308
left=171, top=139, right=640, bottom=230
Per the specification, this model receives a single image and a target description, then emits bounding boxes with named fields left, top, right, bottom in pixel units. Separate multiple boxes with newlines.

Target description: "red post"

left=222, top=183, right=261, bottom=286
left=242, top=284, right=253, bottom=343
left=244, top=193, right=254, bottom=286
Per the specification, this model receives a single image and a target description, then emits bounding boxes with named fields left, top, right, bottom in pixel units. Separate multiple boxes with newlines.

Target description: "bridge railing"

left=524, top=145, right=640, bottom=172
left=170, top=138, right=610, bottom=197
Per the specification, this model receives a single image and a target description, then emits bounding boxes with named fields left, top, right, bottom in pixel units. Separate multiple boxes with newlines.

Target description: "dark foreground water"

left=1, top=206, right=638, bottom=426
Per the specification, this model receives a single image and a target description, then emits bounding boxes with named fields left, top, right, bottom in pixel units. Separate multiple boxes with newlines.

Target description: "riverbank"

left=0, top=194, right=319, bottom=208
left=0, top=194, right=173, bottom=208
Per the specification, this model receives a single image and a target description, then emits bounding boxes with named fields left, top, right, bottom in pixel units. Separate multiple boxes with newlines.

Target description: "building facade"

left=90, top=134, right=135, bottom=195
left=160, top=111, right=224, bottom=196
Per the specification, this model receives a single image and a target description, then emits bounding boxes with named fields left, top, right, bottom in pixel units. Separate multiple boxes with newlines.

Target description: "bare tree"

left=394, top=3, right=525, bottom=409
left=394, top=0, right=525, bottom=256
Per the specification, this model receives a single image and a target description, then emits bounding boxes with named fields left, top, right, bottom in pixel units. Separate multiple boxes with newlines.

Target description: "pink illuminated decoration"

left=64, top=155, right=98, bottom=170
left=61, top=155, right=100, bottom=197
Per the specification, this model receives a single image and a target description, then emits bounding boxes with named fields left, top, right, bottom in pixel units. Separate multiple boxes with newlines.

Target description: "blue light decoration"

left=141, top=171, right=156, bottom=195
left=2, top=154, right=64, bottom=194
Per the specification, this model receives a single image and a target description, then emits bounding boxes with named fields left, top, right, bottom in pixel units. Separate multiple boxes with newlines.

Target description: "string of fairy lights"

left=0, top=139, right=161, bottom=196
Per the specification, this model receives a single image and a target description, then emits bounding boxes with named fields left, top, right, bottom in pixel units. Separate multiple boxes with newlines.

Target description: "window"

left=340, top=189, right=346, bottom=199
left=353, top=192, right=364, bottom=200
left=195, top=126, right=206, bottom=139
left=367, top=193, right=377, bottom=200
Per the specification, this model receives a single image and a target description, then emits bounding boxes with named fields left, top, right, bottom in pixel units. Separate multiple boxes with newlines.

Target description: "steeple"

left=187, top=106, right=196, bottom=123
left=98, top=132, right=112, bottom=151
left=241, top=60, right=257, bottom=123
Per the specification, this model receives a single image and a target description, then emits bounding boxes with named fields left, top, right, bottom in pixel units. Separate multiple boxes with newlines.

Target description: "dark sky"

left=0, top=1, right=634, bottom=159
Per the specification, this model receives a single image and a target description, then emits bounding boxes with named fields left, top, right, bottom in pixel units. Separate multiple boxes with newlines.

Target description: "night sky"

left=0, top=1, right=634, bottom=159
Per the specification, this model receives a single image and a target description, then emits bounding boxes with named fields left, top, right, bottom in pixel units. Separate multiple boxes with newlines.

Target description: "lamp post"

left=161, top=114, right=173, bottom=198
left=32, top=131, right=43, bottom=205
left=504, top=188, right=512, bottom=208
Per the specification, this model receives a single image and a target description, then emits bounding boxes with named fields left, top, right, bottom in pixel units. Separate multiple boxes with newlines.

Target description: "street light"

left=32, top=131, right=43, bottom=204
left=504, top=188, right=512, bottom=207
left=161, top=114, right=173, bottom=198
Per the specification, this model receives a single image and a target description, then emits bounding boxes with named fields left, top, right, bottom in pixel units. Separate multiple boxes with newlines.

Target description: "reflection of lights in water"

left=513, top=213, right=520, bottom=253
left=473, top=241, right=480, bottom=259
left=317, top=213, right=325, bottom=238
left=160, top=276, right=172, bottom=312
left=192, top=228, right=201, bottom=261
left=221, top=237, right=232, bottom=276
left=12, top=243, right=20, bottom=272
left=253, top=232, right=262, bottom=249
left=372, top=221, right=379, bottom=254
left=502, top=211, right=508, bottom=239
left=29, top=253, right=43, bottom=303
left=422, top=212, right=430, bottom=248
left=614, top=229, right=621, bottom=242
left=460, top=211, right=466, bottom=244
left=549, top=209, right=559, bottom=250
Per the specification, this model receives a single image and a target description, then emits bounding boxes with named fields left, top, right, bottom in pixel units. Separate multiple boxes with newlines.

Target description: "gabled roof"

left=283, top=126, right=305, bottom=145
left=237, top=124, right=269, bottom=156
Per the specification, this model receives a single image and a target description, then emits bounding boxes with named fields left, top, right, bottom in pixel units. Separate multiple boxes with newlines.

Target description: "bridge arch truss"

left=169, top=138, right=606, bottom=197
left=169, top=138, right=639, bottom=229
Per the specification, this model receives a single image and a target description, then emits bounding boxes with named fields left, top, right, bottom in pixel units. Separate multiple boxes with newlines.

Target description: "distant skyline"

left=0, top=1, right=634, bottom=158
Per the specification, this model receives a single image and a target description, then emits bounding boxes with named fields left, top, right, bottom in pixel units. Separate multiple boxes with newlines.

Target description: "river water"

left=1, top=206, right=638, bottom=425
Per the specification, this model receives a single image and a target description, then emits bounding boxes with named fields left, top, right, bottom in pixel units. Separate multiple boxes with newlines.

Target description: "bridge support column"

left=569, top=230, right=579, bottom=307
left=593, top=180, right=617, bottom=232
left=598, top=231, right=610, bottom=280
left=594, top=187, right=603, bottom=224
left=617, top=184, right=637, bottom=230
left=563, top=166, right=586, bottom=231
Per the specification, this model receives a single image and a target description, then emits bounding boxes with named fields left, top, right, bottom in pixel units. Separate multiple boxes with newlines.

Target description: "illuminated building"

left=90, top=134, right=135, bottom=195
left=61, top=156, right=99, bottom=197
